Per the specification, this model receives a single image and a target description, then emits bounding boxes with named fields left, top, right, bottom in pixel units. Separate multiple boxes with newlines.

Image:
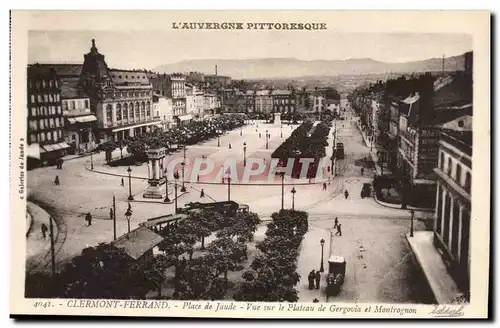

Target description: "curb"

left=373, top=191, right=435, bottom=213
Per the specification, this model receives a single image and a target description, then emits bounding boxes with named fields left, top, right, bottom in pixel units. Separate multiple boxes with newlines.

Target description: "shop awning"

left=41, top=142, right=71, bottom=153
left=67, top=115, right=97, bottom=124
left=27, top=143, right=41, bottom=159
left=178, top=114, right=192, bottom=121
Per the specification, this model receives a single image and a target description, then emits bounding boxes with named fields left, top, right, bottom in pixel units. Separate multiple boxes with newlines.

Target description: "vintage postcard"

left=10, top=10, right=490, bottom=318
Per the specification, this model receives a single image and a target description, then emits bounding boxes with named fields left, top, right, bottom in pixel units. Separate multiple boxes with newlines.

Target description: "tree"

left=206, top=236, right=245, bottom=288
left=185, top=210, right=222, bottom=250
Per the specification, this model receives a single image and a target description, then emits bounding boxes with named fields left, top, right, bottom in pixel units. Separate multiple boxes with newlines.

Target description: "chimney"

left=215, top=65, right=218, bottom=76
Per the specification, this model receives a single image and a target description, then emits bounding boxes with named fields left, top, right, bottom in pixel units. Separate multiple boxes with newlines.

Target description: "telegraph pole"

left=113, top=195, right=117, bottom=241
left=49, top=217, right=56, bottom=277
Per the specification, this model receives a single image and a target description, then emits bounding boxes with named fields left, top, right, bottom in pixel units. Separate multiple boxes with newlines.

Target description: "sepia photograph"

left=10, top=10, right=490, bottom=318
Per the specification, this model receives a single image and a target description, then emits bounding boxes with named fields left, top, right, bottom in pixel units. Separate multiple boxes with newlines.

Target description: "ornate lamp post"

left=410, top=209, right=415, bottom=237
left=164, top=168, right=170, bottom=202
left=320, top=238, right=325, bottom=272
left=173, top=171, right=179, bottom=214
left=291, top=187, right=296, bottom=210
left=266, top=130, right=269, bottom=149
left=127, top=166, right=134, bottom=201
left=125, top=204, right=132, bottom=238
left=181, top=162, right=186, bottom=192
left=243, top=142, right=247, bottom=167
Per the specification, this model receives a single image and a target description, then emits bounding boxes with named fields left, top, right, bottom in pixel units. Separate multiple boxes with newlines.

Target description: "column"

left=129, top=128, right=134, bottom=138
left=434, top=183, right=441, bottom=232
left=448, top=197, right=454, bottom=250
left=441, top=188, right=446, bottom=237
left=151, top=158, right=157, bottom=180
left=112, top=103, right=117, bottom=126
left=457, top=203, right=464, bottom=262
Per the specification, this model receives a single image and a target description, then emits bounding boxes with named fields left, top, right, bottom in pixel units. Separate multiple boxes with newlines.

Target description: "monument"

left=143, top=147, right=167, bottom=199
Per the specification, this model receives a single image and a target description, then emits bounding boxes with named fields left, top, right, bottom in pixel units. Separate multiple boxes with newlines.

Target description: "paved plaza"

left=26, top=111, right=434, bottom=303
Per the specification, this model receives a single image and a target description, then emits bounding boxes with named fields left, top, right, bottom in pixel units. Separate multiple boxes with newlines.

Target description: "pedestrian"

left=361, top=168, right=364, bottom=176
left=85, top=212, right=92, bottom=226
left=41, top=223, right=48, bottom=239
left=59, top=158, right=64, bottom=169
left=344, top=190, right=349, bottom=199
left=334, top=217, right=339, bottom=229
left=315, top=271, right=321, bottom=289
left=127, top=202, right=132, bottom=214
left=121, top=178, right=124, bottom=187
left=197, top=174, right=200, bottom=183
left=313, top=298, right=319, bottom=303
left=200, top=189, right=205, bottom=198
left=54, top=175, right=60, bottom=186
left=323, top=182, right=327, bottom=191
left=228, top=143, right=232, bottom=149
left=335, top=224, right=342, bottom=236
left=259, top=133, right=261, bottom=138
left=109, top=208, right=114, bottom=220
left=308, top=270, right=315, bottom=290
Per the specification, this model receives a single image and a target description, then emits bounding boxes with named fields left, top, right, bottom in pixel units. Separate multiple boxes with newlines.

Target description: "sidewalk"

left=405, top=231, right=463, bottom=304
left=356, top=124, right=393, bottom=176
left=26, top=201, right=58, bottom=272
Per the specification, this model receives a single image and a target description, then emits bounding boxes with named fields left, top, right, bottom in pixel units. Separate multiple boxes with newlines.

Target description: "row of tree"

left=25, top=209, right=262, bottom=300
left=234, top=209, right=309, bottom=302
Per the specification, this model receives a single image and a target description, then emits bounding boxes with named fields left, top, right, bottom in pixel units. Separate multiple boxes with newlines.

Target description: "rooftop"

left=111, top=226, right=163, bottom=260
left=273, top=89, right=293, bottom=96
left=109, top=69, right=150, bottom=86
left=29, top=63, right=83, bottom=77
left=60, top=77, right=86, bottom=99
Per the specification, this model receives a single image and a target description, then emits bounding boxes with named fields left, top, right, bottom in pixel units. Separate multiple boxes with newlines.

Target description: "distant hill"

left=153, top=53, right=469, bottom=79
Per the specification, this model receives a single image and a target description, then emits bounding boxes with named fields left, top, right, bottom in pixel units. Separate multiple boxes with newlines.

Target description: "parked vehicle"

left=361, top=183, right=372, bottom=198
left=326, top=255, right=346, bottom=297
left=335, top=143, right=345, bottom=159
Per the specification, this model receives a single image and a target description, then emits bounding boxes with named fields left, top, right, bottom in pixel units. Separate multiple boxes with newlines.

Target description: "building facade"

left=80, top=39, right=160, bottom=141
left=150, top=73, right=189, bottom=125
left=255, top=90, right=273, bottom=113
left=433, top=129, right=472, bottom=299
left=272, top=90, right=296, bottom=113
left=27, top=65, right=70, bottom=167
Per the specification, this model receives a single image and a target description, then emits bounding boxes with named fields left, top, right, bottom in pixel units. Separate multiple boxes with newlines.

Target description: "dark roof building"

left=112, top=226, right=163, bottom=261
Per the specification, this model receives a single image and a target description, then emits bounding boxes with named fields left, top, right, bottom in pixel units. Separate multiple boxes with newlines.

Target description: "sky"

left=28, top=30, right=472, bottom=70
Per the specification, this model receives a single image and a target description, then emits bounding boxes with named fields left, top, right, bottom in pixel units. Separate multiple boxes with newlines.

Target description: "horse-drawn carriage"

left=326, top=255, right=346, bottom=297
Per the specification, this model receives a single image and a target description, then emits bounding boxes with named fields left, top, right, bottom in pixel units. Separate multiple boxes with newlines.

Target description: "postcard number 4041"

left=33, top=301, right=54, bottom=308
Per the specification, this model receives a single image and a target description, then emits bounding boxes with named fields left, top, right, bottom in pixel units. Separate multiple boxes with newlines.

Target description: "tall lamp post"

left=410, top=209, right=415, bottom=237
left=291, top=187, right=296, bottom=210
left=243, top=142, right=247, bottom=167
left=127, top=166, right=134, bottom=201
left=181, top=162, right=186, bottom=192
left=266, top=130, right=269, bottom=149
left=173, top=171, right=179, bottom=214
left=280, top=124, right=283, bottom=138
left=278, top=171, right=285, bottom=210
left=320, top=238, right=325, bottom=272
left=164, top=168, right=170, bottom=202
left=90, top=152, right=94, bottom=170
left=217, top=129, right=221, bottom=147
left=125, top=204, right=132, bottom=238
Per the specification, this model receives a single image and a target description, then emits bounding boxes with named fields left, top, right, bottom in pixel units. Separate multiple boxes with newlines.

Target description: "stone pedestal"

left=143, top=148, right=167, bottom=199
left=274, top=113, right=281, bottom=126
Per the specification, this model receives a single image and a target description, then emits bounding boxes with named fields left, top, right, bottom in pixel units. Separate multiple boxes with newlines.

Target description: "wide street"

left=26, top=106, right=434, bottom=303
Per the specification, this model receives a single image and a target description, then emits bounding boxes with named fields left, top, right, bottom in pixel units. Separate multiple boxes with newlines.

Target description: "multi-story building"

left=203, top=93, right=219, bottom=117
left=204, top=74, right=232, bottom=87
left=150, top=73, right=189, bottom=125
left=185, top=83, right=197, bottom=119
left=60, top=78, right=97, bottom=154
left=245, top=90, right=256, bottom=112
left=433, top=128, right=472, bottom=299
left=27, top=64, right=69, bottom=167
left=255, top=90, right=273, bottom=113
left=80, top=39, right=160, bottom=141
left=272, top=89, right=296, bottom=113
left=195, top=90, right=204, bottom=120
left=153, top=93, right=173, bottom=131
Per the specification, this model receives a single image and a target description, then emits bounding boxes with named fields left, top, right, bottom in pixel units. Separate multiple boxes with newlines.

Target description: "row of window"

left=62, top=99, right=90, bottom=111
left=29, top=93, right=61, bottom=104
left=440, top=151, right=472, bottom=193
left=28, top=79, right=59, bottom=89
left=28, top=117, right=65, bottom=131
left=29, top=129, right=63, bottom=143
left=105, top=103, right=151, bottom=122
left=105, top=91, right=152, bottom=99
left=30, top=105, right=63, bottom=117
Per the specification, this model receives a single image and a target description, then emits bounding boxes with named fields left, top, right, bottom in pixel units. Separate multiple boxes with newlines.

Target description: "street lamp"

left=320, top=238, right=325, bottom=272
left=164, top=168, right=170, bottom=202
left=410, top=209, right=415, bottom=237
left=173, top=171, right=179, bottom=214
left=181, top=162, right=186, bottom=192
left=90, top=152, right=94, bottom=170
left=280, top=124, right=283, bottom=138
left=266, top=130, right=269, bottom=149
left=243, top=142, right=247, bottom=167
left=291, top=187, right=296, bottom=210
left=127, top=166, right=134, bottom=201
left=217, top=129, right=221, bottom=147
left=125, top=203, right=132, bottom=238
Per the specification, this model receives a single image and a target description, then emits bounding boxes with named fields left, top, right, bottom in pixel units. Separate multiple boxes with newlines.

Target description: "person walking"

left=109, top=208, right=114, bottom=221
left=315, top=271, right=321, bottom=290
left=54, top=175, right=60, bottom=186
left=335, top=224, right=342, bottom=236
left=200, top=189, right=205, bottom=198
left=85, top=212, right=92, bottom=226
left=59, top=158, right=64, bottom=169
left=41, top=223, right=48, bottom=239
left=344, top=190, right=349, bottom=199
left=228, top=143, right=232, bottom=149
left=323, top=182, right=327, bottom=191
left=361, top=168, right=364, bottom=176
left=308, top=270, right=315, bottom=290
left=334, top=217, right=339, bottom=229
left=197, top=174, right=200, bottom=183
left=121, top=178, right=124, bottom=187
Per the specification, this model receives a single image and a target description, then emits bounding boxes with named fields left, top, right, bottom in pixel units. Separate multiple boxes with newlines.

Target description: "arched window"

left=116, top=104, right=122, bottom=121
left=440, top=152, right=445, bottom=170
left=141, top=101, right=145, bottom=118
left=447, top=157, right=452, bottom=176
left=123, top=103, right=128, bottom=120
left=465, top=171, right=471, bottom=193
left=456, top=164, right=462, bottom=186
left=135, top=102, right=140, bottom=118
left=85, top=100, right=89, bottom=108
left=146, top=101, right=151, bottom=117
left=129, top=103, right=134, bottom=119
left=106, top=104, right=113, bottom=123
left=458, top=120, right=465, bottom=128
left=72, top=100, right=76, bottom=110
